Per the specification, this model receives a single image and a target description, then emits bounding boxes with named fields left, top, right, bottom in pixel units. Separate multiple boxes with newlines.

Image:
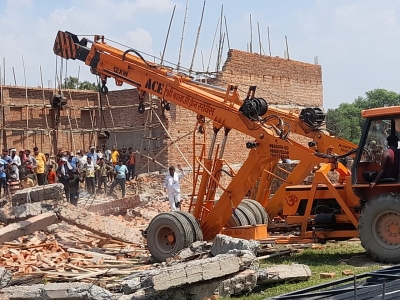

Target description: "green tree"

left=63, top=76, right=98, bottom=92
left=326, top=89, right=400, bottom=144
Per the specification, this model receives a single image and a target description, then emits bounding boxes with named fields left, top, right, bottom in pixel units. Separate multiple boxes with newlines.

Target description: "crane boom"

left=53, top=31, right=354, bottom=239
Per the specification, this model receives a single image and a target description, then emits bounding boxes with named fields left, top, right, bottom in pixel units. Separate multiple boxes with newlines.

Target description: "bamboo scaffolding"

left=40, top=66, right=53, bottom=155
left=189, top=0, right=206, bottom=75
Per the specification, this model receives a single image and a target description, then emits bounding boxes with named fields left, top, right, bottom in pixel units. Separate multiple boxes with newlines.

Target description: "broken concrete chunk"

left=227, top=249, right=259, bottom=270
left=0, top=282, right=114, bottom=299
left=257, top=263, right=311, bottom=285
left=217, top=269, right=258, bottom=298
left=58, top=205, right=144, bottom=244
left=11, top=183, right=64, bottom=206
left=122, top=254, right=241, bottom=293
left=0, top=212, right=58, bottom=245
left=211, top=234, right=260, bottom=256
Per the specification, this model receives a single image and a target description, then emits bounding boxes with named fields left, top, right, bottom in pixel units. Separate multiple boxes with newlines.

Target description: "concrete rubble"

left=0, top=282, right=114, bottom=300
left=11, top=183, right=65, bottom=206
left=0, top=173, right=312, bottom=299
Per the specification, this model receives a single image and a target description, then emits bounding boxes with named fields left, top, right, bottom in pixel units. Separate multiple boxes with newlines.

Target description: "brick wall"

left=104, top=89, right=169, bottom=173
left=208, top=49, right=323, bottom=107
left=0, top=86, right=98, bottom=154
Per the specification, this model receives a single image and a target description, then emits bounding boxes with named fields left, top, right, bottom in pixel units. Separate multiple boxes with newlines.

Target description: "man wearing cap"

left=86, top=146, right=99, bottom=164
left=33, top=147, right=46, bottom=186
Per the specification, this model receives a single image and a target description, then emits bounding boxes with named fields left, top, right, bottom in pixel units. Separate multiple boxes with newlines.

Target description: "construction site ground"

left=236, top=239, right=385, bottom=300
left=0, top=171, right=386, bottom=299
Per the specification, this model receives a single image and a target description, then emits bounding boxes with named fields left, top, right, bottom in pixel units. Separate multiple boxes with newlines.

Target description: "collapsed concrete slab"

left=0, top=203, right=54, bottom=224
left=0, top=212, right=58, bottom=244
left=257, top=263, right=312, bottom=285
left=211, top=234, right=260, bottom=256
left=122, top=254, right=244, bottom=293
left=58, top=205, right=144, bottom=244
left=11, top=183, right=64, bottom=206
left=0, top=282, right=114, bottom=299
left=119, top=269, right=257, bottom=300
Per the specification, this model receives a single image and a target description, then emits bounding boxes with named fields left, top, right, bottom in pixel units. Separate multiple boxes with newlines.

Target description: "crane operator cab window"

left=357, top=118, right=400, bottom=185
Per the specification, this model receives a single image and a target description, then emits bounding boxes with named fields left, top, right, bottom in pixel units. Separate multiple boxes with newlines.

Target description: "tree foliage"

left=63, top=76, right=98, bottom=92
left=326, top=89, right=400, bottom=144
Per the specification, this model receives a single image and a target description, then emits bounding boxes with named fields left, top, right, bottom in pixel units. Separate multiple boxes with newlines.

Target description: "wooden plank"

left=66, top=248, right=116, bottom=260
left=71, top=269, right=110, bottom=281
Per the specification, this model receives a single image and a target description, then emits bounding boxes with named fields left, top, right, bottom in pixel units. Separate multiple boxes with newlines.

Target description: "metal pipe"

left=218, top=128, right=230, bottom=159
left=207, top=127, right=220, bottom=159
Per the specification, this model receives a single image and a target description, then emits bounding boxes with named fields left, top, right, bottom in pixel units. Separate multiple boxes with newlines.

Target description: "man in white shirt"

left=163, top=165, right=185, bottom=211
left=10, top=148, right=21, bottom=179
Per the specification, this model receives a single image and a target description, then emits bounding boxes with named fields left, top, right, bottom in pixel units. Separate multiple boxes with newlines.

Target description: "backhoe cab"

left=352, top=107, right=400, bottom=263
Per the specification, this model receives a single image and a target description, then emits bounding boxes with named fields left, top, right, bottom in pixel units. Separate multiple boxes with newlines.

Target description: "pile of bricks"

left=0, top=221, right=149, bottom=286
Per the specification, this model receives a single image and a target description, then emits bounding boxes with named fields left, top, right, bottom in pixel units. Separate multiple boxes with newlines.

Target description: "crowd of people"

left=0, top=145, right=136, bottom=206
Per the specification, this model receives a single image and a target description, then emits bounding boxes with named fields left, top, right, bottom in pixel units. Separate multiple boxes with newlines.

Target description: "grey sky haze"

left=0, top=0, right=399, bottom=109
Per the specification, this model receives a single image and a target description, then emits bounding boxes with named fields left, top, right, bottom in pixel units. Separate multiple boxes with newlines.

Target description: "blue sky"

left=1, top=0, right=400, bottom=109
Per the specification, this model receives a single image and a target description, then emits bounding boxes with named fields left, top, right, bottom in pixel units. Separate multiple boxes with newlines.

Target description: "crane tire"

left=226, top=214, right=241, bottom=227
left=242, top=199, right=269, bottom=224
left=226, top=208, right=249, bottom=227
left=239, top=201, right=263, bottom=224
left=146, top=212, right=194, bottom=262
left=359, top=193, right=400, bottom=263
left=236, top=206, right=257, bottom=225
left=173, top=211, right=203, bottom=242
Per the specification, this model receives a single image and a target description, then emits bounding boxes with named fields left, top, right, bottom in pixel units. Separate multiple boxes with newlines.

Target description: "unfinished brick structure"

left=0, top=86, right=98, bottom=154
left=0, top=50, right=323, bottom=182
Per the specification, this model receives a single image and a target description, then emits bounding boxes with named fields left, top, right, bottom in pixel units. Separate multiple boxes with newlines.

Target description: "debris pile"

left=0, top=232, right=311, bottom=300
left=0, top=171, right=312, bottom=299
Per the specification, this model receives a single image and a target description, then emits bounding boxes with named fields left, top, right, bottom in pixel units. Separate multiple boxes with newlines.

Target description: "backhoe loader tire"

left=226, top=208, right=249, bottom=227
left=359, top=193, right=400, bottom=263
left=146, top=212, right=194, bottom=262
left=239, top=202, right=263, bottom=224
left=173, top=211, right=203, bottom=242
left=236, top=206, right=257, bottom=225
left=242, top=199, right=269, bottom=224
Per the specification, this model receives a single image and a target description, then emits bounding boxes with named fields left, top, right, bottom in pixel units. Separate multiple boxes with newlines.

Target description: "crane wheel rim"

left=155, top=225, right=177, bottom=254
left=372, top=210, right=400, bottom=250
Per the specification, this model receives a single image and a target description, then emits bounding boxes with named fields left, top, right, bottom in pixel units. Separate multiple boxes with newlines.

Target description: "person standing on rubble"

left=82, top=156, right=98, bottom=196
left=109, top=160, right=128, bottom=198
left=33, top=147, right=46, bottom=186
left=126, top=147, right=135, bottom=181
left=163, top=165, right=185, bottom=211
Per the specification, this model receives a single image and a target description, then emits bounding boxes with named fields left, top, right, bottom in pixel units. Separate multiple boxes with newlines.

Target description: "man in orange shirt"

left=47, top=165, right=56, bottom=184
left=126, top=147, right=135, bottom=181
left=33, top=147, right=46, bottom=186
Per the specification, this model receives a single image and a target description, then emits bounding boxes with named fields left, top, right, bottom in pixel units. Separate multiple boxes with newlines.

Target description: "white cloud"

left=125, top=28, right=154, bottom=54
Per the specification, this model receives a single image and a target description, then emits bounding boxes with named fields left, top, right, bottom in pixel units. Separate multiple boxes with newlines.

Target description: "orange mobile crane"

left=54, top=31, right=400, bottom=264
